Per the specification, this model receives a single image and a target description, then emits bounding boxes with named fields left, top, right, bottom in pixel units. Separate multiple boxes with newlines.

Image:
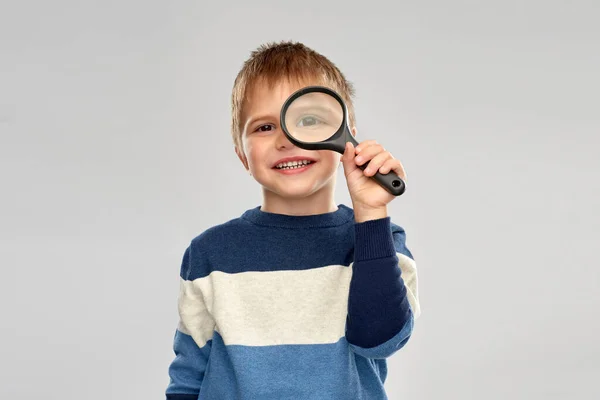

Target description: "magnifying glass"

left=280, top=86, right=406, bottom=196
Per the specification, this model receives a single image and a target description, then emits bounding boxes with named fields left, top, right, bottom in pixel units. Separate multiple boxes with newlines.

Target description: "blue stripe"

left=195, top=331, right=389, bottom=399
left=166, top=330, right=211, bottom=397
left=165, top=322, right=413, bottom=398
left=181, top=207, right=413, bottom=282
left=184, top=211, right=357, bottom=281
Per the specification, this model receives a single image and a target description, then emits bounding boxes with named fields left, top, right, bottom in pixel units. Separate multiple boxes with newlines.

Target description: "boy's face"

left=237, top=78, right=343, bottom=200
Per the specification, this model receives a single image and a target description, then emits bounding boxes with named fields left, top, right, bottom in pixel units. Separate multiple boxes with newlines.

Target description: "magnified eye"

left=297, top=115, right=322, bottom=127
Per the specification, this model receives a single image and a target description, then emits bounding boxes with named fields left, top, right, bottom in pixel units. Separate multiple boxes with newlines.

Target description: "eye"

left=254, top=124, right=275, bottom=133
left=297, top=115, right=322, bottom=127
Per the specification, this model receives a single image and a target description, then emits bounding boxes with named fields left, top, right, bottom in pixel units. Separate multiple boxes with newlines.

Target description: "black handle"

left=357, top=161, right=406, bottom=196
left=346, top=136, right=405, bottom=196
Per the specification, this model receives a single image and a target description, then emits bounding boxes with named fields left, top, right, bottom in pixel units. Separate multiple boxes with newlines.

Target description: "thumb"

left=341, top=141, right=358, bottom=177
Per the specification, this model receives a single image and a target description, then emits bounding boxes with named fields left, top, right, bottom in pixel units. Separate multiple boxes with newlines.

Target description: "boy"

left=165, top=41, right=420, bottom=400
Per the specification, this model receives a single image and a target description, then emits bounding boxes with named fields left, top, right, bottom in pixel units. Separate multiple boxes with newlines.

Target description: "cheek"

left=245, top=141, right=263, bottom=168
left=318, top=150, right=342, bottom=169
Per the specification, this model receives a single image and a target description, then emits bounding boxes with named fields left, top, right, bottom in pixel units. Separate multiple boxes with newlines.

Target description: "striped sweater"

left=165, top=204, right=420, bottom=400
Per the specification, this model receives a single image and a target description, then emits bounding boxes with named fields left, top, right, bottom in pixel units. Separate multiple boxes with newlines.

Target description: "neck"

left=261, top=181, right=338, bottom=216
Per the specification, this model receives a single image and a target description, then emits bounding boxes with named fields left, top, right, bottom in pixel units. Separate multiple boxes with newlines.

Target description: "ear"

left=235, top=146, right=249, bottom=171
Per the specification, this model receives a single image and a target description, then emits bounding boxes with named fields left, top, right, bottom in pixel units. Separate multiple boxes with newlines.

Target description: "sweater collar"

left=241, top=204, right=354, bottom=229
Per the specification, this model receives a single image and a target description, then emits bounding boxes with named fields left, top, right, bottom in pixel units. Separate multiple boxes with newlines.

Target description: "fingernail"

left=355, top=156, right=362, bottom=163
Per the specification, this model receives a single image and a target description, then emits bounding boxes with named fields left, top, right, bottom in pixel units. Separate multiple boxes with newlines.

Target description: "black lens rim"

left=280, top=86, right=351, bottom=154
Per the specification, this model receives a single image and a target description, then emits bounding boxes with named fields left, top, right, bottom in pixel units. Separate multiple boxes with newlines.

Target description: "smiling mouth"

left=272, top=161, right=316, bottom=175
left=273, top=160, right=315, bottom=170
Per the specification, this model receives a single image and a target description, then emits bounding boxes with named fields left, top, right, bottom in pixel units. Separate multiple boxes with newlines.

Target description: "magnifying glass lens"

left=283, top=92, right=344, bottom=143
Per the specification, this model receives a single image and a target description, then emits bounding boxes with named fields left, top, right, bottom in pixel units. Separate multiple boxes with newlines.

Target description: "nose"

left=275, top=126, right=295, bottom=150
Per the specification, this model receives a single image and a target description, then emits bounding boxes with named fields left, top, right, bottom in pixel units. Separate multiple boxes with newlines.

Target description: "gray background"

left=1, top=0, right=598, bottom=399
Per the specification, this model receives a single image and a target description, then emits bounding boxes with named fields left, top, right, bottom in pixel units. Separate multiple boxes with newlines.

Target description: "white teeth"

left=275, top=160, right=313, bottom=169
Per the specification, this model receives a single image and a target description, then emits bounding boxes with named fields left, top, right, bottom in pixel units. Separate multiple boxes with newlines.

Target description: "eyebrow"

left=244, top=114, right=277, bottom=131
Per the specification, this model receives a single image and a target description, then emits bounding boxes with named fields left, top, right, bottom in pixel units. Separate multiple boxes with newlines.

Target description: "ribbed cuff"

left=354, top=217, right=396, bottom=262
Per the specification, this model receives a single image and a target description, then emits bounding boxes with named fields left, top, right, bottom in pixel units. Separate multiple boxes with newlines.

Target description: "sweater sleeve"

left=345, top=217, right=416, bottom=359
left=392, top=223, right=421, bottom=320
left=165, top=246, right=214, bottom=399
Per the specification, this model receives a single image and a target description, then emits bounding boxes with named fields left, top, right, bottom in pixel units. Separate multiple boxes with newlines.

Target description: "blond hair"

left=231, top=41, right=356, bottom=150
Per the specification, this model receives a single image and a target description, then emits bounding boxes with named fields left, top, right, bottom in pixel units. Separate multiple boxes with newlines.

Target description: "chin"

left=272, top=183, right=322, bottom=199
left=254, top=168, right=337, bottom=199
left=257, top=178, right=328, bottom=200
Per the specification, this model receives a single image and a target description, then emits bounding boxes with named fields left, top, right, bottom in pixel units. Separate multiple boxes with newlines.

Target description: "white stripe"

left=177, top=254, right=419, bottom=347
left=177, top=278, right=215, bottom=347
left=398, top=253, right=421, bottom=319
left=194, top=265, right=351, bottom=346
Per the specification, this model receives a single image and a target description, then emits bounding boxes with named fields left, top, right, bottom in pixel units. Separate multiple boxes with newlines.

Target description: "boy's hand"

left=341, top=140, right=407, bottom=222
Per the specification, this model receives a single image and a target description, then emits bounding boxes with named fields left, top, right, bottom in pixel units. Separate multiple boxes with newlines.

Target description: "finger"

left=341, top=142, right=358, bottom=176
left=363, top=151, right=393, bottom=176
left=354, top=143, right=385, bottom=166
left=354, top=140, right=379, bottom=154
left=342, top=141, right=351, bottom=160
left=380, top=158, right=406, bottom=180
